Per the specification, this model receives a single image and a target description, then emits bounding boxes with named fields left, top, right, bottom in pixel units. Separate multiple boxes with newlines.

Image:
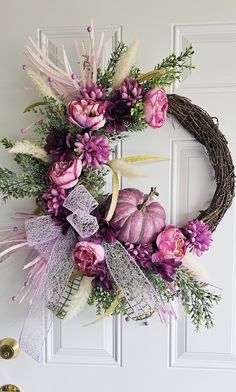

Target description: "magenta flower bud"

left=20, top=127, right=28, bottom=134
left=87, top=26, right=92, bottom=32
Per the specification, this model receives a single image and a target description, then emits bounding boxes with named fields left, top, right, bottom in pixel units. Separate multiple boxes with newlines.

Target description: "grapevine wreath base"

left=0, top=21, right=235, bottom=362
left=168, top=94, right=235, bottom=231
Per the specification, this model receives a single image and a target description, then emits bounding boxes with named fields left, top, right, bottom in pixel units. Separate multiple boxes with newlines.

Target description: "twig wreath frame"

left=168, top=94, right=235, bottom=231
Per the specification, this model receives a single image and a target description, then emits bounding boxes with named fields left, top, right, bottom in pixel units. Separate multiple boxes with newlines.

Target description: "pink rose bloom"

left=156, top=225, right=186, bottom=261
left=68, top=99, right=106, bottom=131
left=49, top=156, right=82, bottom=189
left=143, top=88, right=168, bottom=128
left=72, top=241, right=105, bottom=276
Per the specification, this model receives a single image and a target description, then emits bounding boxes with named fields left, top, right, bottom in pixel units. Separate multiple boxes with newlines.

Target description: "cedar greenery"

left=0, top=139, right=49, bottom=200
left=142, top=45, right=194, bottom=91
left=88, top=267, right=221, bottom=330
left=97, top=42, right=127, bottom=89
left=175, top=268, right=221, bottom=330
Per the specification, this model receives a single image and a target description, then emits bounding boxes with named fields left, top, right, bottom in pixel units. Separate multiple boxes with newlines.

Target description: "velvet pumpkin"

left=109, top=187, right=166, bottom=245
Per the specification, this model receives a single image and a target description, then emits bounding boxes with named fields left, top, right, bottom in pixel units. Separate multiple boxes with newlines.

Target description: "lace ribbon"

left=103, top=241, right=166, bottom=319
left=19, top=185, right=99, bottom=361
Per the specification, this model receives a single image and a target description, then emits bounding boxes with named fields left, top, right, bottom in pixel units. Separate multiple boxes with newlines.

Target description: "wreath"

left=0, top=21, right=235, bottom=362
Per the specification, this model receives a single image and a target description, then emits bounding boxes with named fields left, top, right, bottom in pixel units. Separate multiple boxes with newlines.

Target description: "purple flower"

left=79, top=83, right=105, bottom=100
left=92, top=274, right=114, bottom=291
left=68, top=99, right=107, bottom=131
left=75, top=132, right=110, bottom=169
left=125, top=242, right=153, bottom=267
left=183, top=219, right=212, bottom=256
left=125, top=241, right=181, bottom=281
left=156, top=225, right=186, bottom=262
left=44, top=129, right=74, bottom=162
left=144, top=88, right=168, bottom=128
left=42, top=186, right=67, bottom=216
left=72, top=240, right=105, bottom=276
left=151, top=252, right=181, bottom=282
left=105, top=100, right=132, bottom=134
left=118, top=77, right=143, bottom=106
left=49, top=155, right=82, bottom=189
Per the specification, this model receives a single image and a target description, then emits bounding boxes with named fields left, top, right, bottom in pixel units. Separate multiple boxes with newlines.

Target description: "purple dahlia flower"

left=42, top=186, right=67, bottom=217
left=79, top=83, right=105, bottom=100
left=75, top=132, right=110, bottom=169
left=118, top=77, right=143, bottom=106
left=183, top=219, right=212, bottom=256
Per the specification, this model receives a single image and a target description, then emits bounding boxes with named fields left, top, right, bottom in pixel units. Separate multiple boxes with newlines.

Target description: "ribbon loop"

left=63, top=185, right=99, bottom=238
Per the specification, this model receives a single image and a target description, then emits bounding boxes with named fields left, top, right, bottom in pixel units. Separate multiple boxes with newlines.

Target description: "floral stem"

left=139, top=187, right=159, bottom=212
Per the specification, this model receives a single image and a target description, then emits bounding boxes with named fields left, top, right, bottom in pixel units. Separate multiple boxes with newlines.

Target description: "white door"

left=0, top=1, right=236, bottom=391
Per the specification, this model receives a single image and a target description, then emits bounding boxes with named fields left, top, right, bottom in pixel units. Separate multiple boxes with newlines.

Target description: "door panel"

left=0, top=1, right=236, bottom=391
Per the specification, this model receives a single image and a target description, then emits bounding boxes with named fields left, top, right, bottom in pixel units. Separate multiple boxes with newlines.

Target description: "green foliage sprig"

left=78, top=167, right=108, bottom=199
left=0, top=164, right=48, bottom=200
left=0, top=139, right=49, bottom=200
left=97, top=42, right=127, bottom=89
left=32, top=96, right=75, bottom=143
left=143, top=45, right=194, bottom=90
left=175, top=268, right=221, bottom=330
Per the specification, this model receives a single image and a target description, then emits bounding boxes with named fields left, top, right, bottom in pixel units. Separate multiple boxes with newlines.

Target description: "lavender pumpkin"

left=109, top=187, right=166, bottom=245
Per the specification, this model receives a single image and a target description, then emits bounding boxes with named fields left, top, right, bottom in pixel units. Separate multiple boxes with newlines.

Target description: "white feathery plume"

left=108, top=158, right=145, bottom=179
left=65, top=276, right=93, bottom=320
left=113, top=40, right=139, bottom=89
left=26, top=68, right=57, bottom=99
left=182, top=253, right=208, bottom=281
left=9, top=140, right=50, bottom=162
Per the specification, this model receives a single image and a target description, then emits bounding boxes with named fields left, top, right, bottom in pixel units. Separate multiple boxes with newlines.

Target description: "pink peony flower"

left=75, top=132, right=110, bottom=169
left=156, top=225, right=186, bottom=261
left=72, top=240, right=105, bottom=276
left=49, top=156, right=82, bottom=189
left=68, top=99, right=106, bottom=131
left=143, top=88, right=168, bottom=128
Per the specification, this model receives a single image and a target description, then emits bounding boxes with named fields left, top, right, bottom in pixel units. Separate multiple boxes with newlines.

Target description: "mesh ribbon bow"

left=19, top=185, right=99, bottom=362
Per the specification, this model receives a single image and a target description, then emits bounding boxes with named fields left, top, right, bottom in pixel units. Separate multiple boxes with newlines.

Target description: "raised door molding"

left=172, top=22, right=236, bottom=93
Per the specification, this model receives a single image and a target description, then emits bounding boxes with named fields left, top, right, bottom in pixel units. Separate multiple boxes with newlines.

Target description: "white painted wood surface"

left=0, top=1, right=236, bottom=391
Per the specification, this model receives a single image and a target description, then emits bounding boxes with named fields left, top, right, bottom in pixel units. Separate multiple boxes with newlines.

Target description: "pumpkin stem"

left=139, top=187, right=159, bottom=212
